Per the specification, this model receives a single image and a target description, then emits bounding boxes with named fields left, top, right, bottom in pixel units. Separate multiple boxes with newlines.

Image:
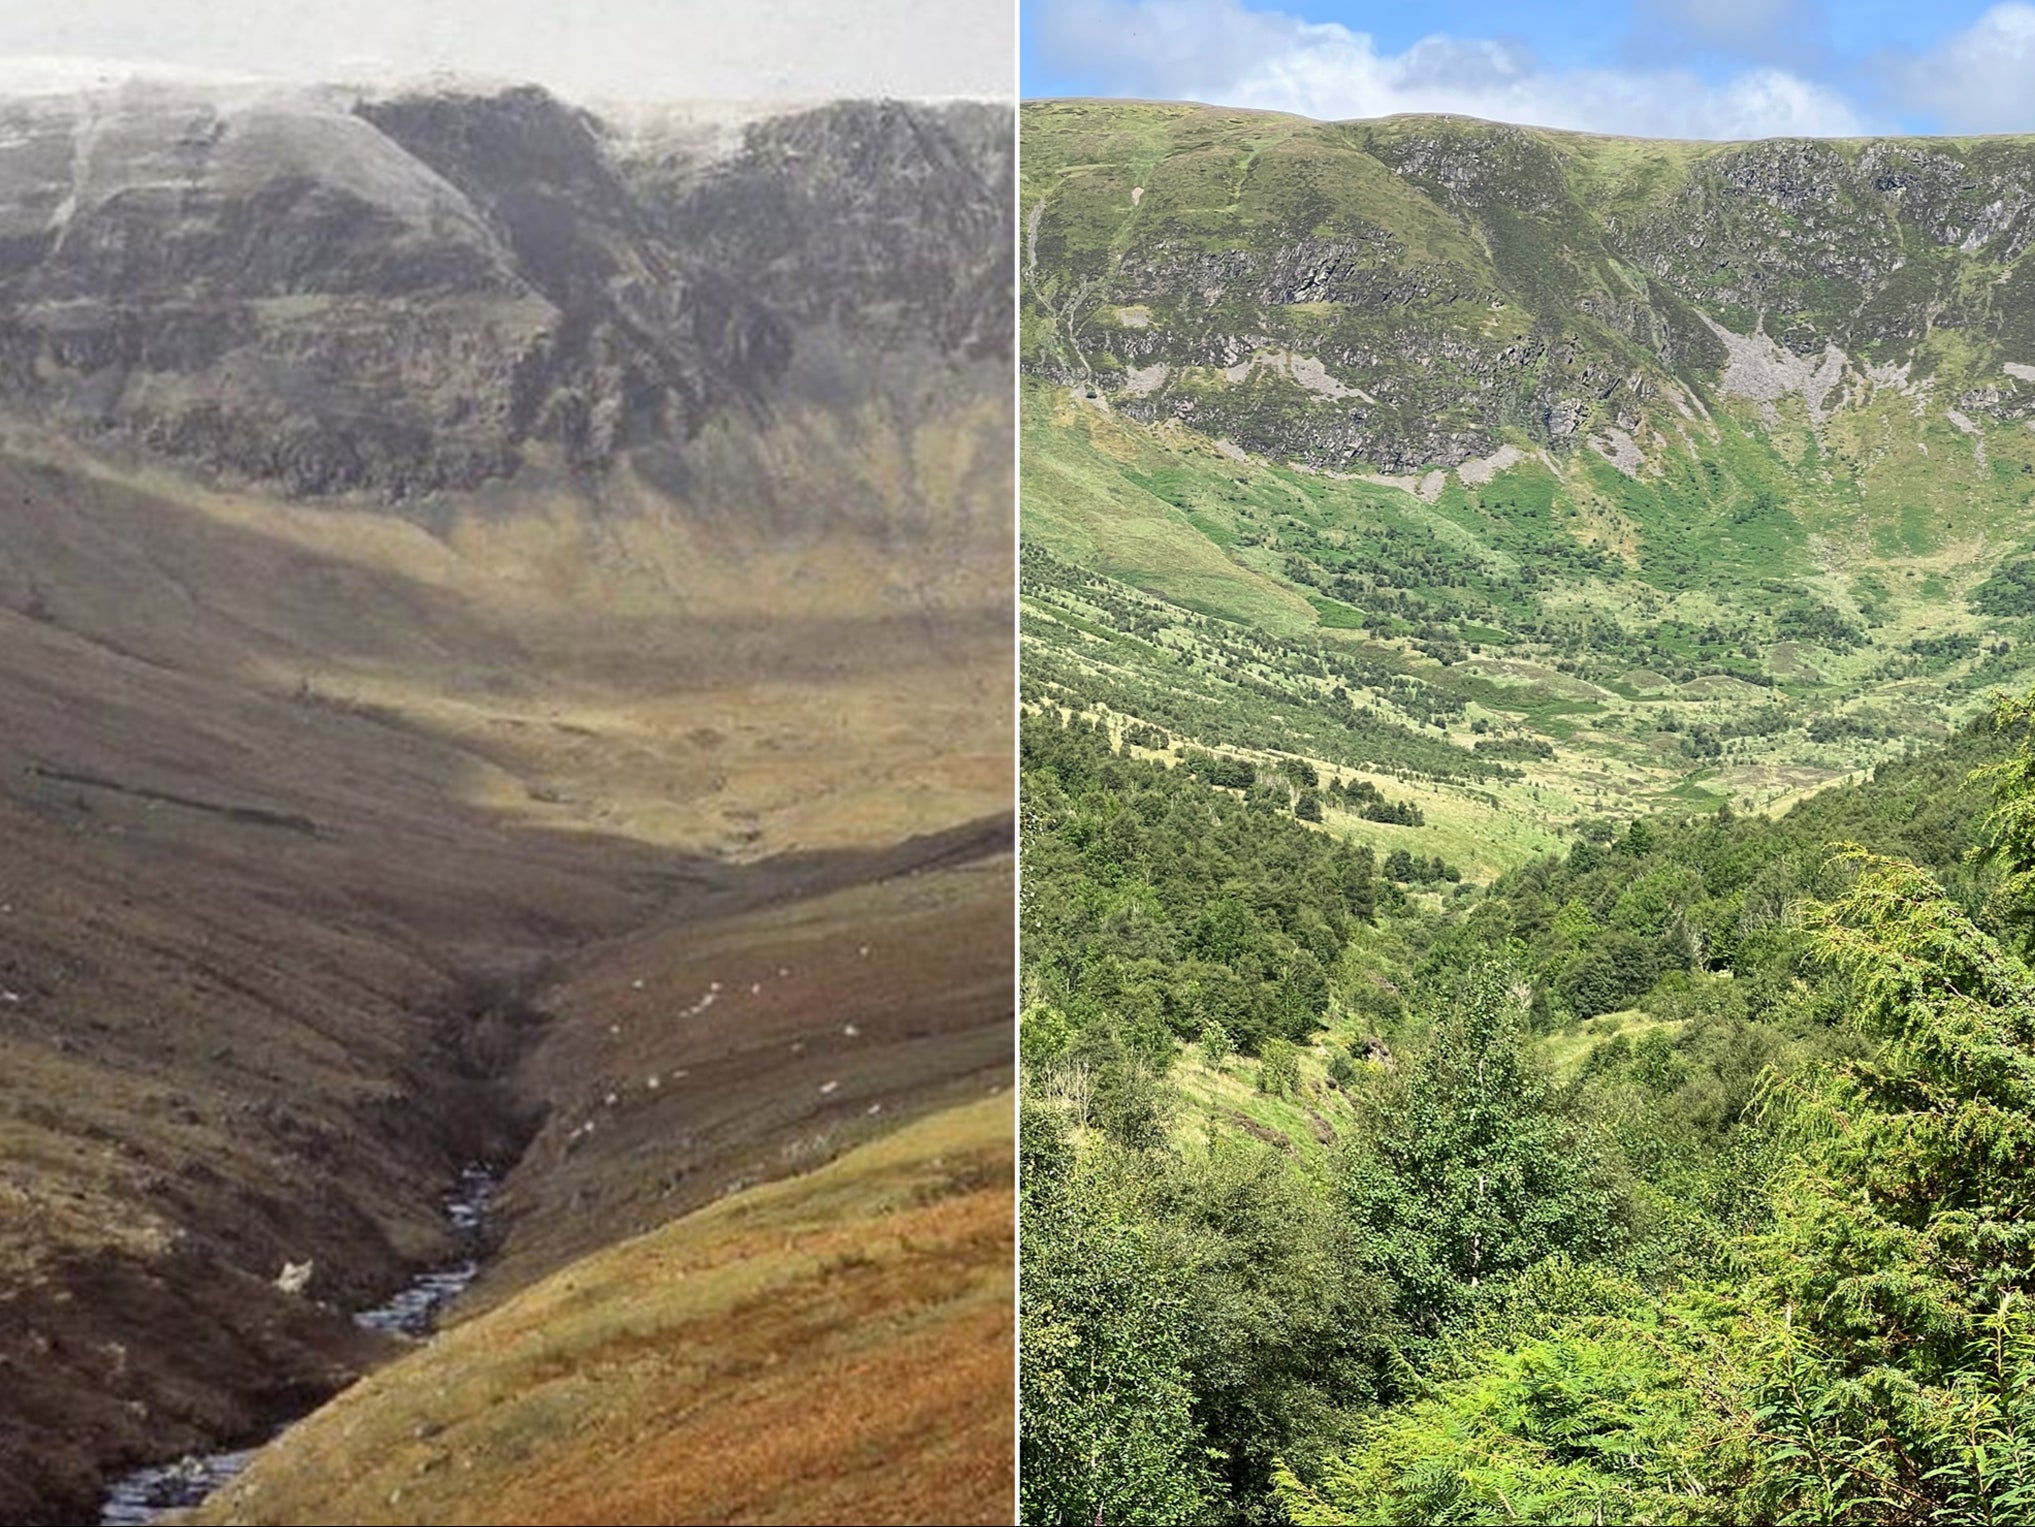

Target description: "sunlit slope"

left=192, top=1095, right=1015, bottom=1527
left=1020, top=101, right=2035, bottom=865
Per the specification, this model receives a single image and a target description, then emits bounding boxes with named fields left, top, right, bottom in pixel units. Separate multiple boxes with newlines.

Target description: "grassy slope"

left=1021, top=102, right=2035, bottom=877
left=1164, top=1047, right=1361, bottom=1171
left=492, top=849, right=1015, bottom=1299
left=192, top=1095, right=1015, bottom=1527
left=0, top=414, right=1013, bottom=1517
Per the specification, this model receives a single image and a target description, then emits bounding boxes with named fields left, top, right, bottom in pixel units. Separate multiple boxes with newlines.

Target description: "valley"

left=189, top=1095, right=1015, bottom=1527
left=1020, top=101, right=2035, bottom=878
left=1018, top=97, right=2035, bottom=1527
left=0, top=78, right=1012, bottom=1525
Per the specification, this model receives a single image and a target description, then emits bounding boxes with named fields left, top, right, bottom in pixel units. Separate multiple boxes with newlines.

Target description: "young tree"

left=1020, top=1111, right=1217, bottom=1525
left=1733, top=847, right=2035, bottom=1520
left=1258, top=1037, right=1301, bottom=1098
left=1344, top=965, right=1617, bottom=1331
left=1154, top=1142, right=1396, bottom=1517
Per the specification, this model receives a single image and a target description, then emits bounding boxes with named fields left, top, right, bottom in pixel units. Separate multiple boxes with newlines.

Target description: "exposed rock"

left=1589, top=427, right=1645, bottom=477
left=1220, top=346, right=1368, bottom=400
left=1946, top=406, right=1989, bottom=468
left=0, top=83, right=1011, bottom=501
left=1024, top=103, right=2035, bottom=474
left=1123, top=361, right=1169, bottom=396
left=1699, top=315, right=1847, bottom=425
left=1456, top=444, right=1523, bottom=486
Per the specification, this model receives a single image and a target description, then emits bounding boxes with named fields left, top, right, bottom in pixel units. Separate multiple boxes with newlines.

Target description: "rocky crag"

left=0, top=81, right=1008, bottom=499
left=1023, top=99, right=2035, bottom=475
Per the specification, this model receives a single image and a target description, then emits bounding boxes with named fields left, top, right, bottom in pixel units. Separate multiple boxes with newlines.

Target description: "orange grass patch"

left=194, top=1097, right=1015, bottom=1527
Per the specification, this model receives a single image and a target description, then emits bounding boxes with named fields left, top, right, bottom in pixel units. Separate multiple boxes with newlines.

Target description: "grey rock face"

left=646, top=98, right=1014, bottom=362
left=1023, top=105, right=2035, bottom=473
left=0, top=81, right=1012, bottom=500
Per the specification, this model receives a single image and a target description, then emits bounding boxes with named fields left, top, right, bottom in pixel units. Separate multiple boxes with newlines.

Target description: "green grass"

left=1167, top=1047, right=1360, bottom=1172
left=1021, top=362, right=2035, bottom=851
left=1533, top=1011, right=1691, bottom=1083
left=1021, top=99, right=2035, bottom=870
left=1309, top=594, right=1369, bottom=628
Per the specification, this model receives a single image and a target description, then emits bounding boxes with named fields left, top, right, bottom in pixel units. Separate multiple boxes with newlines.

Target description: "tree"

left=1268, top=949, right=1331, bottom=1042
left=1259, top=1038, right=1301, bottom=1098
left=1020, top=1125, right=1217, bottom=1525
left=1715, top=846, right=2035, bottom=1521
left=1191, top=898, right=1264, bottom=967
left=1556, top=930, right=1660, bottom=1017
left=1780, top=849, right=2035, bottom=1368
left=1280, top=757, right=1320, bottom=789
left=1550, top=897, right=1596, bottom=950
left=1274, top=1267, right=1742, bottom=1527
left=1344, top=965, right=1617, bottom=1331
left=1155, top=1141, right=1396, bottom=1517
left=1975, top=689, right=2035, bottom=955
left=1019, top=1003, right=1073, bottom=1068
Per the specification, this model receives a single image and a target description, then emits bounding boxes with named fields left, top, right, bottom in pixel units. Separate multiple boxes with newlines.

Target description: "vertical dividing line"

left=1008, top=22, right=1027, bottom=1522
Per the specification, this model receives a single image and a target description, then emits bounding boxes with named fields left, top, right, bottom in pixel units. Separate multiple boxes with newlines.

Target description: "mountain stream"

left=97, top=1165, right=497, bottom=1525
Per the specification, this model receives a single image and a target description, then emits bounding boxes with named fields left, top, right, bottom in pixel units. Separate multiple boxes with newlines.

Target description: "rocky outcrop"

left=1022, top=102, right=2035, bottom=473
left=0, top=81, right=1011, bottom=500
left=642, top=99, right=1013, bottom=361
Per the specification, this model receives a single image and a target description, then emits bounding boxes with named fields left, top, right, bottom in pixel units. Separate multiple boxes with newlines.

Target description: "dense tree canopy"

left=1021, top=698, right=2035, bottom=1525
left=1021, top=712, right=1376, bottom=1064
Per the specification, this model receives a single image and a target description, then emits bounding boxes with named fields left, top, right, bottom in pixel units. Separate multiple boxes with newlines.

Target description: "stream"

left=98, top=1165, right=498, bottom=1526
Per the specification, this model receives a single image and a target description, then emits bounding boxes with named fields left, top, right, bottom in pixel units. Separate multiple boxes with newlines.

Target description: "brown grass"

left=191, top=1096, right=1015, bottom=1526
left=492, top=848, right=1014, bottom=1298
left=0, top=423, right=1009, bottom=1519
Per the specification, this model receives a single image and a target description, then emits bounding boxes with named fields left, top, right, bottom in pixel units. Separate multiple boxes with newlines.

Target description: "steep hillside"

left=0, top=79, right=1011, bottom=1524
left=1020, top=100, right=2035, bottom=853
left=191, top=1095, right=1014, bottom=1527
left=0, top=82, right=1007, bottom=498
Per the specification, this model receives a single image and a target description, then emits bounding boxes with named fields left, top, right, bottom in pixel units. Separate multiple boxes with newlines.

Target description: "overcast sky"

left=1024, top=0, right=2035, bottom=137
left=0, top=0, right=1013, bottom=103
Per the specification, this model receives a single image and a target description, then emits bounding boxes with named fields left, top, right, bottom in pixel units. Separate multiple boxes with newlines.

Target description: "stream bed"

left=98, top=1165, right=498, bottom=1525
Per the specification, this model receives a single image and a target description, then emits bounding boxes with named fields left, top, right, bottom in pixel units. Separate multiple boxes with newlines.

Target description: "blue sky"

left=1023, top=0, right=2035, bottom=137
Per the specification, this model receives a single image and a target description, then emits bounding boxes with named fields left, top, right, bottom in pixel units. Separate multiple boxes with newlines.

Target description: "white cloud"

left=0, top=55, right=259, bottom=94
left=1888, top=3, right=2035, bottom=134
left=1035, top=0, right=1862, bottom=138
